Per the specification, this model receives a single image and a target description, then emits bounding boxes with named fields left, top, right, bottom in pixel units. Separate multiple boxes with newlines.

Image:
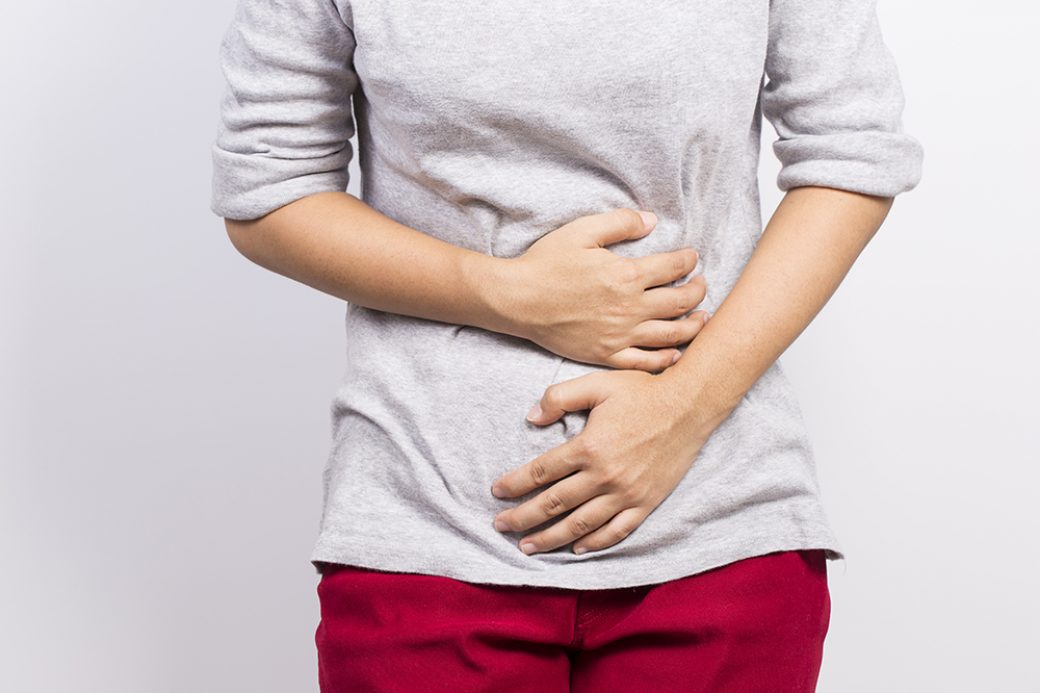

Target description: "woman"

left=210, top=0, right=923, bottom=690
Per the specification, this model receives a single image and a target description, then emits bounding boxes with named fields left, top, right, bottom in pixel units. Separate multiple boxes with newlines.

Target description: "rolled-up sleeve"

left=760, top=0, right=924, bottom=197
left=210, top=0, right=358, bottom=221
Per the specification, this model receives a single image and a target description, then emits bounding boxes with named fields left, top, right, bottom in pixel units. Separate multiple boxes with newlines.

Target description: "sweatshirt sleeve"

left=760, top=0, right=924, bottom=197
left=210, top=0, right=358, bottom=221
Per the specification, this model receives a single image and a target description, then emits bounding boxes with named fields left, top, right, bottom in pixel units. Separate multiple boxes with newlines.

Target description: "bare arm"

left=658, top=186, right=894, bottom=428
left=224, top=190, right=518, bottom=337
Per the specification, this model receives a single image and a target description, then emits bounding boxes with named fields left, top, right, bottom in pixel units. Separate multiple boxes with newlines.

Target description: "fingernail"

left=574, top=546, right=588, bottom=555
left=671, top=351, right=681, bottom=364
left=526, top=403, right=542, bottom=421
left=494, top=516, right=509, bottom=531
left=520, top=542, right=537, bottom=555
left=491, top=484, right=505, bottom=498
left=637, top=210, right=657, bottom=230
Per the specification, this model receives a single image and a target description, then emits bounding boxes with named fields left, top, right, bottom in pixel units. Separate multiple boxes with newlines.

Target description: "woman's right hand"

left=496, top=208, right=709, bottom=373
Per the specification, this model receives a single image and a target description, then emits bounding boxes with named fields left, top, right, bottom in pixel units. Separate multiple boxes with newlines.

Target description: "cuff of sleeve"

left=210, top=143, right=352, bottom=221
left=773, top=131, right=924, bottom=198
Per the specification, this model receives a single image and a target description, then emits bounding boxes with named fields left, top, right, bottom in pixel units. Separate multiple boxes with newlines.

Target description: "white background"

left=1, top=1, right=1036, bottom=691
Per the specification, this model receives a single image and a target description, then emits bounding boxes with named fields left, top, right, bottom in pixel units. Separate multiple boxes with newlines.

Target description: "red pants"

left=315, top=548, right=830, bottom=692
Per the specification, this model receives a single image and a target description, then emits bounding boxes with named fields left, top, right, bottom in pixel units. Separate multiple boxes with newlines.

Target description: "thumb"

left=526, top=371, right=613, bottom=425
left=568, top=207, right=657, bottom=249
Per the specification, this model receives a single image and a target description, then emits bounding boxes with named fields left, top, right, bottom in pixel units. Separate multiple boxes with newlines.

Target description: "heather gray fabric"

left=210, top=0, right=922, bottom=589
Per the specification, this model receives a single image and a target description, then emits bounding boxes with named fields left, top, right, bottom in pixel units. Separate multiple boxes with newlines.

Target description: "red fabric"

left=315, top=548, right=830, bottom=692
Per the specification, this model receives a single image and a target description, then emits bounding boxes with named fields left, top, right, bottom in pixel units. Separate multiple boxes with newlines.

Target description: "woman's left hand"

left=490, top=369, right=716, bottom=556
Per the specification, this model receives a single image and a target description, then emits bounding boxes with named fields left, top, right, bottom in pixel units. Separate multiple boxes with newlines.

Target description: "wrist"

left=459, top=251, right=530, bottom=340
left=655, top=355, right=742, bottom=435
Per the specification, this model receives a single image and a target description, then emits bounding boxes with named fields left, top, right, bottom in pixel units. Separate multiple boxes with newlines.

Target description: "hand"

left=495, top=208, right=710, bottom=373
left=490, top=369, right=714, bottom=555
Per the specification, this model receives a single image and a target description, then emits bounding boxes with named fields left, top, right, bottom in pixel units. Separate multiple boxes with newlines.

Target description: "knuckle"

left=598, top=462, right=624, bottom=488
left=603, top=336, right=627, bottom=359
left=618, top=484, right=641, bottom=505
left=579, top=435, right=604, bottom=463
left=616, top=294, right=641, bottom=316
left=605, top=273, right=637, bottom=300
left=542, top=386, right=564, bottom=411
left=665, top=324, right=682, bottom=344
left=541, top=492, right=566, bottom=515
left=612, top=522, right=634, bottom=542
left=568, top=515, right=593, bottom=536
left=596, top=340, right=619, bottom=361
left=616, top=207, right=643, bottom=230
left=530, top=459, right=551, bottom=486
left=617, top=258, right=641, bottom=284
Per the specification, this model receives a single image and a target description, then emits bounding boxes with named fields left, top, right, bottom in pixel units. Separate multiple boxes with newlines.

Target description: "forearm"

left=658, top=185, right=894, bottom=429
left=224, top=191, right=520, bottom=335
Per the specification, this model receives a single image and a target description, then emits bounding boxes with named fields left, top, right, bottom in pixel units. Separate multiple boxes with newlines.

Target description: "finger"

left=572, top=506, right=649, bottom=554
left=566, top=208, right=657, bottom=249
left=526, top=371, right=615, bottom=424
left=641, top=274, right=707, bottom=319
left=604, top=346, right=681, bottom=373
left=626, top=312, right=710, bottom=349
left=495, top=463, right=600, bottom=535
left=491, top=435, right=585, bottom=499
left=629, top=247, right=699, bottom=289
left=516, top=493, right=623, bottom=555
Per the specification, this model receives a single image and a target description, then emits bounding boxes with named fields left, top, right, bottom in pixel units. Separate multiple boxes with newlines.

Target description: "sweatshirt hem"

left=309, top=528, right=845, bottom=591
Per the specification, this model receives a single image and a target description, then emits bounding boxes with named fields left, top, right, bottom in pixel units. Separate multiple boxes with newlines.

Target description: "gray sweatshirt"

left=210, top=0, right=923, bottom=589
